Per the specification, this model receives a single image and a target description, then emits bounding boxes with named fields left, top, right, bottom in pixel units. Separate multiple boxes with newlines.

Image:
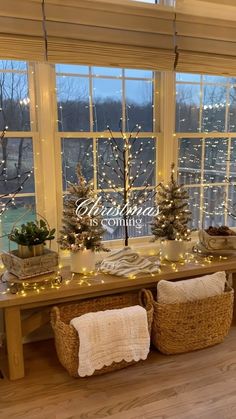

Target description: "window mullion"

left=200, top=137, right=205, bottom=229
left=154, top=72, right=160, bottom=187
left=199, top=75, right=203, bottom=132
left=28, top=63, right=44, bottom=217
left=224, top=137, right=231, bottom=225
left=122, top=69, right=126, bottom=133
left=225, top=81, right=230, bottom=132
left=34, top=62, right=59, bottom=251
left=88, top=68, right=98, bottom=193
left=160, top=71, right=176, bottom=184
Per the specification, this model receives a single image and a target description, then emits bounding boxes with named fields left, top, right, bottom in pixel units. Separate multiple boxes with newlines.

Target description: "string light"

left=0, top=124, right=34, bottom=218
left=0, top=250, right=230, bottom=297
left=96, top=120, right=160, bottom=243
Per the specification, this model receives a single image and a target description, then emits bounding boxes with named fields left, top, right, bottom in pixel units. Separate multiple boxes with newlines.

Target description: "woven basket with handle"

left=51, top=290, right=153, bottom=377
left=141, top=285, right=234, bottom=355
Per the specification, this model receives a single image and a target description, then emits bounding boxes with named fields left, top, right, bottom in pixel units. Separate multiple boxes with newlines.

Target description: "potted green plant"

left=9, top=219, right=56, bottom=259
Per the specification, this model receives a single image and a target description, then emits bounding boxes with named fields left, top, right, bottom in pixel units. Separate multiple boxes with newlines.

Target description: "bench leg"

left=5, top=307, right=24, bottom=380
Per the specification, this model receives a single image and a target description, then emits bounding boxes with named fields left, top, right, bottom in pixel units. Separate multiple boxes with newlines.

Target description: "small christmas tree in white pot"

left=151, top=163, right=191, bottom=262
left=58, top=165, right=108, bottom=273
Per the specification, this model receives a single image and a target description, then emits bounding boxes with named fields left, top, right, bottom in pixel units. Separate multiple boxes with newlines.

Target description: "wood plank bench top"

left=1, top=256, right=236, bottom=309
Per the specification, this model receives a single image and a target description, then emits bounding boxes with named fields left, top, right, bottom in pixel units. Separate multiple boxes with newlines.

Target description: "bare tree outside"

left=56, top=65, right=156, bottom=240
left=0, top=60, right=35, bottom=250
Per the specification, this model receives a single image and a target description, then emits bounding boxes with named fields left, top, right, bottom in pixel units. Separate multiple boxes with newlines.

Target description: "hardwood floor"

left=1, top=328, right=236, bottom=419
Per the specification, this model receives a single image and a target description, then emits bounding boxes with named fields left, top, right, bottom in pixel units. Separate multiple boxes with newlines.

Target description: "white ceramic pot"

left=70, top=249, right=96, bottom=274
left=160, top=240, right=186, bottom=262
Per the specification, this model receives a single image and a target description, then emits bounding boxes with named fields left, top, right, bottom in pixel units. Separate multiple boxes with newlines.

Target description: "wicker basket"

left=51, top=290, right=153, bottom=377
left=141, top=286, right=234, bottom=355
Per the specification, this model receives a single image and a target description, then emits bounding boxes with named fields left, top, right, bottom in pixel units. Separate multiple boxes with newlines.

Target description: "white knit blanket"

left=99, top=247, right=160, bottom=277
left=70, top=305, right=150, bottom=377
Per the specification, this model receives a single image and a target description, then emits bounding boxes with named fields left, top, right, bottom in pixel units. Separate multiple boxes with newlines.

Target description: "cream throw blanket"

left=99, top=247, right=160, bottom=277
left=70, top=305, right=150, bottom=377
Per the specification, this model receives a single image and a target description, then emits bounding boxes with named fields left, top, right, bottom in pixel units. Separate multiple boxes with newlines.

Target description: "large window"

left=0, top=61, right=36, bottom=250
left=56, top=65, right=158, bottom=240
left=2, top=60, right=236, bottom=251
left=176, top=73, right=236, bottom=229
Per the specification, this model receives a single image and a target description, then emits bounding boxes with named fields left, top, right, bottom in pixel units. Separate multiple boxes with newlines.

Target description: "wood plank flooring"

left=1, top=327, right=236, bottom=419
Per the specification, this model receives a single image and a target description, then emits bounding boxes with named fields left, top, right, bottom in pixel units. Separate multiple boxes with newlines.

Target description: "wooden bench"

left=1, top=257, right=236, bottom=380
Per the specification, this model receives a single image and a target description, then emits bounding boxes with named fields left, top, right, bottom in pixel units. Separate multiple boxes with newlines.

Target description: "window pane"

left=0, top=196, right=35, bottom=251
left=0, top=72, right=30, bottom=131
left=227, top=185, right=236, bottom=227
left=92, top=67, right=122, bottom=77
left=176, top=73, right=201, bottom=83
left=187, top=187, right=201, bottom=230
left=0, top=60, right=27, bottom=71
left=203, top=186, right=225, bottom=227
left=202, top=85, right=226, bottom=132
left=125, top=69, right=153, bottom=79
left=100, top=192, right=123, bottom=241
left=202, top=75, right=228, bottom=84
left=129, top=189, right=155, bottom=238
left=126, top=80, right=153, bottom=131
left=100, top=190, right=154, bottom=241
left=178, top=138, right=202, bottom=184
left=57, top=76, right=90, bottom=131
left=61, top=138, right=93, bottom=190
left=229, top=86, right=236, bottom=132
left=130, top=138, right=156, bottom=187
left=176, top=84, right=200, bottom=132
left=0, top=138, right=34, bottom=194
left=97, top=138, right=123, bottom=189
left=56, top=64, right=89, bottom=74
left=93, top=78, right=122, bottom=131
left=229, top=138, right=236, bottom=182
left=204, top=138, right=227, bottom=183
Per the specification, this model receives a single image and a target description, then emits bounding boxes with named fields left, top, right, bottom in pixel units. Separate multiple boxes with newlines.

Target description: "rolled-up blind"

left=2, top=0, right=236, bottom=76
left=0, top=0, right=45, bottom=61
left=175, top=12, right=236, bottom=75
left=45, top=0, right=176, bottom=70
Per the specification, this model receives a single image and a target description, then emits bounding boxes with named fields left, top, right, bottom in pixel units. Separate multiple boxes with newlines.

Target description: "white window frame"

left=0, top=62, right=42, bottom=248
left=51, top=66, right=175, bottom=248
left=0, top=61, right=176, bottom=252
left=175, top=73, right=236, bottom=230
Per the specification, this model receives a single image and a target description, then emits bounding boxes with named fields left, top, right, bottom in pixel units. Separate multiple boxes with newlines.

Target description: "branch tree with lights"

left=151, top=163, right=191, bottom=243
left=98, top=120, right=158, bottom=246
left=58, top=165, right=107, bottom=255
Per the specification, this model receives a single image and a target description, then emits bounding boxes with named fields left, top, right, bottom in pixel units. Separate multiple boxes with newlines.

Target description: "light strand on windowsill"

left=0, top=251, right=230, bottom=297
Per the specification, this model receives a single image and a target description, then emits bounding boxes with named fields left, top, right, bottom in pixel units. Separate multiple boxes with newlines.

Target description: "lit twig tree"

left=151, top=163, right=192, bottom=241
left=97, top=119, right=159, bottom=246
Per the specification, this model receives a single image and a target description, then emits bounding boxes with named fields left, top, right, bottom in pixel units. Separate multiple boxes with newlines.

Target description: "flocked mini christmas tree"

left=58, top=165, right=107, bottom=253
left=151, top=163, right=191, bottom=241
